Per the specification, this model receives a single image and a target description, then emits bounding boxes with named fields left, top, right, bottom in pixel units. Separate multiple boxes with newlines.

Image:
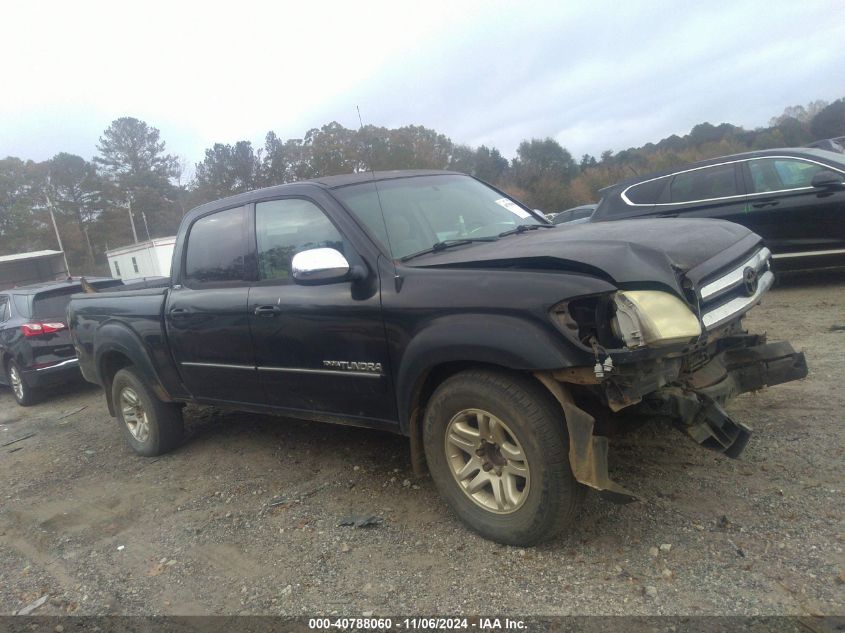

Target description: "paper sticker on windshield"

left=495, top=198, right=531, bottom=219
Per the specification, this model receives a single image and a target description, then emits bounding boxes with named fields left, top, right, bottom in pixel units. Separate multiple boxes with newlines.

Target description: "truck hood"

left=405, top=218, right=761, bottom=293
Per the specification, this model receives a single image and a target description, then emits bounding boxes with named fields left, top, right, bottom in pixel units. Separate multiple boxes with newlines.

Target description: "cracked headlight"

left=611, top=290, right=701, bottom=348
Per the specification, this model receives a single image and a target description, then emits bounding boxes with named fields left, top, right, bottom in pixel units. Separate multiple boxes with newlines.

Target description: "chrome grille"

left=699, top=247, right=773, bottom=330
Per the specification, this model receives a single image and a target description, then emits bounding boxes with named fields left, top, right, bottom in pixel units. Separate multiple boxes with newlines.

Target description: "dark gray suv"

left=591, top=148, right=845, bottom=269
left=0, top=278, right=122, bottom=405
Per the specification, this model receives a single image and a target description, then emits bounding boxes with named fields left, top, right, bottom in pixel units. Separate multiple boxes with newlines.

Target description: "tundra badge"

left=323, top=360, right=383, bottom=374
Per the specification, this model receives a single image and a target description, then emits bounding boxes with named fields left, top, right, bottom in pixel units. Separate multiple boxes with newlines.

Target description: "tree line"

left=1, top=97, right=843, bottom=275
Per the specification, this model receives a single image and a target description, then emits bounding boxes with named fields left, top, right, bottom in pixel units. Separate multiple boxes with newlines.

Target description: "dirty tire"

left=7, top=360, right=38, bottom=406
left=423, top=369, right=583, bottom=546
left=112, top=367, right=183, bottom=456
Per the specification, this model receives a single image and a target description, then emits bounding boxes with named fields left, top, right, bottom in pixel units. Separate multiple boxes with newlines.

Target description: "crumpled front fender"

left=534, top=372, right=637, bottom=503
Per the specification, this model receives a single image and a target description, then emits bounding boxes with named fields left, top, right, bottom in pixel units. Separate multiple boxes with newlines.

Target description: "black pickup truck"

left=68, top=170, right=807, bottom=545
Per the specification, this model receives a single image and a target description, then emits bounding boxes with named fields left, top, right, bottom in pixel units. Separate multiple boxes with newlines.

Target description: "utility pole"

left=140, top=209, right=152, bottom=242
left=127, top=195, right=139, bottom=244
left=44, top=185, right=72, bottom=278
left=83, top=225, right=95, bottom=266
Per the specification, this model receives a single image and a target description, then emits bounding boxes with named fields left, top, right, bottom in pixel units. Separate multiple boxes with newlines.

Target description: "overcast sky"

left=2, top=0, right=844, bottom=169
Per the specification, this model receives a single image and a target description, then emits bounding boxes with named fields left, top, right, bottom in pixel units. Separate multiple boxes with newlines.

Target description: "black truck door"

left=247, top=196, right=395, bottom=426
left=166, top=204, right=264, bottom=404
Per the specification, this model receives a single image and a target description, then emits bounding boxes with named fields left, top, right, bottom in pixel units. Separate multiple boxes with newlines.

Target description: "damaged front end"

left=541, top=244, right=807, bottom=501
left=641, top=335, right=807, bottom=457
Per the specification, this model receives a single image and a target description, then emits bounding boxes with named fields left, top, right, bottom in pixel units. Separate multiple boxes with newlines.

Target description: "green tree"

left=262, top=132, right=315, bottom=184
left=95, top=117, right=176, bottom=178
left=511, top=138, right=577, bottom=208
left=194, top=141, right=262, bottom=200
left=770, top=100, right=828, bottom=126
left=95, top=117, right=180, bottom=242
left=474, top=146, right=508, bottom=183
left=304, top=122, right=363, bottom=176
left=810, top=99, right=845, bottom=139
left=386, top=125, right=453, bottom=170
left=777, top=117, right=812, bottom=146
left=44, top=153, right=102, bottom=269
left=356, top=125, right=392, bottom=171
left=579, top=154, right=597, bottom=171
left=0, top=157, right=48, bottom=254
left=447, top=144, right=476, bottom=174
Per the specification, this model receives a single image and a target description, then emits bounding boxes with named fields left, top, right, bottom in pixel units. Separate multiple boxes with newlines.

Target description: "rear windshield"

left=32, top=280, right=123, bottom=319
left=32, top=289, right=78, bottom=319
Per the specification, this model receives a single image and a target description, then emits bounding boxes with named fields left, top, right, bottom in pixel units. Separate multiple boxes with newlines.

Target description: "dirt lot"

left=1, top=271, right=844, bottom=617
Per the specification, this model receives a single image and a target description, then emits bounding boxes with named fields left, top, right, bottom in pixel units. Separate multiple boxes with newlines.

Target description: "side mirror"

left=291, top=248, right=350, bottom=284
left=811, top=170, right=845, bottom=189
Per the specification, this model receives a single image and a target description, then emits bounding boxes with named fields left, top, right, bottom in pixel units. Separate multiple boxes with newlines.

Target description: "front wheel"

left=423, top=369, right=583, bottom=546
left=112, top=367, right=183, bottom=456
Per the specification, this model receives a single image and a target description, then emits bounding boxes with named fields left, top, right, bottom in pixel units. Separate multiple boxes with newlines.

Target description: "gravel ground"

left=1, top=270, right=844, bottom=617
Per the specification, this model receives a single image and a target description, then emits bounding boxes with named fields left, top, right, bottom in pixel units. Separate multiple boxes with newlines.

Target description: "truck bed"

left=67, top=286, right=184, bottom=400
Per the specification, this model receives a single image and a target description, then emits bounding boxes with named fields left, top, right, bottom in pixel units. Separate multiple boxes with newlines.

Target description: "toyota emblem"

left=742, top=267, right=758, bottom=296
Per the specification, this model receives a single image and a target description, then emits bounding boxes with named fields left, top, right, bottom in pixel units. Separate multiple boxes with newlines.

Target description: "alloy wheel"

left=120, top=387, right=150, bottom=442
left=9, top=365, right=24, bottom=401
left=444, top=408, right=530, bottom=513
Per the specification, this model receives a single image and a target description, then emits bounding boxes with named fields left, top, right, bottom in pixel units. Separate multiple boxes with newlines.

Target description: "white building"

left=106, top=237, right=176, bottom=281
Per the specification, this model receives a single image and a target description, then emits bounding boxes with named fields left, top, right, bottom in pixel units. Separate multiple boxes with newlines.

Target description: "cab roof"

left=184, top=170, right=466, bottom=221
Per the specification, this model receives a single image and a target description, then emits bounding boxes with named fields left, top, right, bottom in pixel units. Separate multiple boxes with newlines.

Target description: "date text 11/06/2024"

left=307, top=617, right=527, bottom=630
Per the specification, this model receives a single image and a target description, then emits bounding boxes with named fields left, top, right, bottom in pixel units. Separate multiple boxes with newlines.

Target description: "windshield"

left=333, top=174, right=542, bottom=259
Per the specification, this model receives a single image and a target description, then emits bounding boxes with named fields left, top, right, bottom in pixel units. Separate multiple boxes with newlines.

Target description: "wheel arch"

left=2, top=350, right=24, bottom=385
left=398, top=315, right=585, bottom=476
left=397, top=315, right=585, bottom=436
left=94, top=322, right=174, bottom=416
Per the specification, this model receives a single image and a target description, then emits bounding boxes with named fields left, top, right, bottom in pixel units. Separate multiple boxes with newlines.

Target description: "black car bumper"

left=689, top=339, right=808, bottom=401
left=536, top=337, right=807, bottom=502
left=21, top=358, right=82, bottom=389
left=641, top=339, right=808, bottom=457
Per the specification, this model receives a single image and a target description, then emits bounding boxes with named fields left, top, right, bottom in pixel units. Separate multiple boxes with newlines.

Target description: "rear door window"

left=748, top=158, right=828, bottom=193
left=670, top=163, right=739, bottom=203
left=0, top=296, right=9, bottom=322
left=184, top=206, right=249, bottom=286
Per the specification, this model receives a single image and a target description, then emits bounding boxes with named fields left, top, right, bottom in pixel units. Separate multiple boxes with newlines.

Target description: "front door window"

left=255, top=198, right=345, bottom=281
left=747, top=158, right=827, bottom=193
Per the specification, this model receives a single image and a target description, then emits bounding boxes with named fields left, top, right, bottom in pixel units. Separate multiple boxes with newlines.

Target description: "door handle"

left=254, top=305, right=282, bottom=317
left=169, top=308, right=190, bottom=319
left=751, top=200, right=779, bottom=208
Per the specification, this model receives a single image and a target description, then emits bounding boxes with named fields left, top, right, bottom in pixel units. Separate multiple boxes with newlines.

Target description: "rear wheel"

left=7, top=360, right=37, bottom=406
left=423, top=369, right=584, bottom=545
left=112, top=367, right=183, bottom=456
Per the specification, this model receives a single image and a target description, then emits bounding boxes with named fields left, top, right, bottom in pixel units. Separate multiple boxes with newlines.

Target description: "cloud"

left=1, top=0, right=843, bottom=165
